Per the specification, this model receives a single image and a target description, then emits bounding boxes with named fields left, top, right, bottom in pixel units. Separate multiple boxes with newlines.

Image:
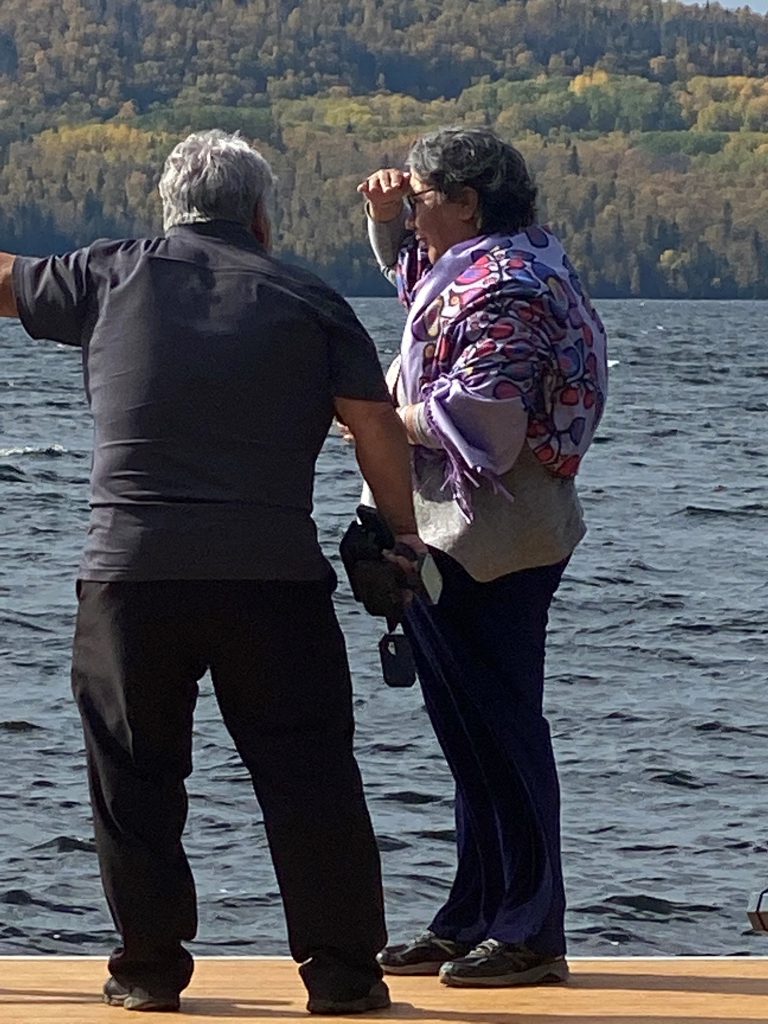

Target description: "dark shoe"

left=377, top=929, right=471, bottom=975
left=439, top=939, right=569, bottom=987
left=306, top=979, right=391, bottom=1015
left=103, top=976, right=181, bottom=1012
left=299, top=957, right=390, bottom=1016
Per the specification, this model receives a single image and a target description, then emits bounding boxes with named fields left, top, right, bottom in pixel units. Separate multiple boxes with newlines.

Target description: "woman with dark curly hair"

left=357, top=127, right=608, bottom=989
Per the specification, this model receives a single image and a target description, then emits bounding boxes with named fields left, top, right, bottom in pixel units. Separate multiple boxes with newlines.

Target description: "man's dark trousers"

left=72, top=578, right=386, bottom=995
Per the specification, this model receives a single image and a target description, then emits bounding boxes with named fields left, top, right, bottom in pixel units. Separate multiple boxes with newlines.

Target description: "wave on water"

left=0, top=444, right=70, bottom=458
left=31, top=837, right=97, bottom=855
left=678, top=503, right=768, bottom=518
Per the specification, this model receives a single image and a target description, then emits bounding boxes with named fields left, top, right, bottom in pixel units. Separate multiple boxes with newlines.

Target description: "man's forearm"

left=354, top=412, right=417, bottom=536
left=0, top=253, right=18, bottom=317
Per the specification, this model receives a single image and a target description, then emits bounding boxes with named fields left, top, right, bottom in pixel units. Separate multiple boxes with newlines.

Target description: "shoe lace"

left=411, top=930, right=460, bottom=953
left=469, top=940, right=544, bottom=969
left=468, top=938, right=504, bottom=958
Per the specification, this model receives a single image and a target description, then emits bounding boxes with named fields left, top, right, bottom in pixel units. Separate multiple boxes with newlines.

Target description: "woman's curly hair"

left=407, top=127, right=537, bottom=234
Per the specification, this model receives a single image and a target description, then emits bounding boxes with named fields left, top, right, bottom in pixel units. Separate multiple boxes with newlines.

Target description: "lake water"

left=1, top=298, right=767, bottom=959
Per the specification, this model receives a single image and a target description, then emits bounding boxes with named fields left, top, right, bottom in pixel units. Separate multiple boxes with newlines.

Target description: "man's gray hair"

left=159, top=130, right=275, bottom=230
left=407, top=127, right=537, bottom=234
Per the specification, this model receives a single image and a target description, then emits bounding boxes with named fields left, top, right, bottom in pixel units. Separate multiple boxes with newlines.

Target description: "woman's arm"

left=357, top=167, right=412, bottom=286
left=357, top=167, right=411, bottom=222
left=357, top=167, right=434, bottom=305
left=409, top=297, right=543, bottom=477
left=367, top=210, right=409, bottom=286
left=397, top=401, right=442, bottom=449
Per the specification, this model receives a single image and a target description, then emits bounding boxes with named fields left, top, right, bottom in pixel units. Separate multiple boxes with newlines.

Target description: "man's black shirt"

left=13, top=221, right=389, bottom=581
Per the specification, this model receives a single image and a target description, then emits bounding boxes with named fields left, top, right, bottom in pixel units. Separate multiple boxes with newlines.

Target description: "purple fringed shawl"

left=395, top=227, right=608, bottom=520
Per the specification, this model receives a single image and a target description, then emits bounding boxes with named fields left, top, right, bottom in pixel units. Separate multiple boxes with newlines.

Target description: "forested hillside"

left=1, top=0, right=768, bottom=297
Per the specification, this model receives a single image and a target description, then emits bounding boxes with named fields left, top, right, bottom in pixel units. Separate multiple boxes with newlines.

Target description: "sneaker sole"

left=440, top=961, right=569, bottom=988
left=104, top=992, right=180, bottom=1012
left=124, top=999, right=180, bottom=1012
left=379, top=960, right=446, bottom=976
left=307, top=992, right=391, bottom=1015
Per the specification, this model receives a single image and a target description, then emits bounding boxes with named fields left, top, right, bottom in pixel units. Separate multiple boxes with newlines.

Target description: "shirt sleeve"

left=12, top=249, right=92, bottom=346
left=314, top=288, right=390, bottom=402
left=366, top=205, right=409, bottom=284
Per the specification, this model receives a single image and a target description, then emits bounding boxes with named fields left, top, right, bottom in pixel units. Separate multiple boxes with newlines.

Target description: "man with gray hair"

left=0, top=130, right=422, bottom=1014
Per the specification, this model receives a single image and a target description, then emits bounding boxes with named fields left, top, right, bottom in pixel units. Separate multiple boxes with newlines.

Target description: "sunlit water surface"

left=1, top=298, right=766, bottom=958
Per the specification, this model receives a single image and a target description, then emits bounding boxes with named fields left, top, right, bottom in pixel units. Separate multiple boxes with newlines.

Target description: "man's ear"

left=251, top=202, right=272, bottom=251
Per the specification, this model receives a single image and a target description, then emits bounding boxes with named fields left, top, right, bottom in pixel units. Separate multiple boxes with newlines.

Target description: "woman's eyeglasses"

left=405, top=188, right=436, bottom=214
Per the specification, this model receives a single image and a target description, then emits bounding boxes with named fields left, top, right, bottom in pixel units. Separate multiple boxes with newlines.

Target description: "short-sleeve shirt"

left=13, top=220, right=389, bottom=581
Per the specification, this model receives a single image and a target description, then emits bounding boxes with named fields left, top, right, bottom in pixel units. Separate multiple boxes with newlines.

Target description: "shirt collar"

left=166, top=219, right=266, bottom=252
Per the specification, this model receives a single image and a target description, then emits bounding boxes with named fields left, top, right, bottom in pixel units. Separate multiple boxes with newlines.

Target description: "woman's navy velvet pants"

left=404, top=553, right=568, bottom=955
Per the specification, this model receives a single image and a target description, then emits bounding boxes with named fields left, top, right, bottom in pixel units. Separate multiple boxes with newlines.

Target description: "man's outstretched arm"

left=0, top=253, right=18, bottom=317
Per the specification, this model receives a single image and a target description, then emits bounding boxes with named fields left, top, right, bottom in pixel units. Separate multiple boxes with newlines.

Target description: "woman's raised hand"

left=357, top=168, right=411, bottom=221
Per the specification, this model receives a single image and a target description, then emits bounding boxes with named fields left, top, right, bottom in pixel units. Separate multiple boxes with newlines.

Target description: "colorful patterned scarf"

left=395, top=227, right=608, bottom=519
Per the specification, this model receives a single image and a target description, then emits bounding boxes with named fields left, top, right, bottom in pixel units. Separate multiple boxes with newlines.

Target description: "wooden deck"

left=1, top=956, right=767, bottom=1022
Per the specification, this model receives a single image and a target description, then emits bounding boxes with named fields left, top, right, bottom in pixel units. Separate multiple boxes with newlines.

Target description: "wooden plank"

left=0, top=957, right=767, bottom=1022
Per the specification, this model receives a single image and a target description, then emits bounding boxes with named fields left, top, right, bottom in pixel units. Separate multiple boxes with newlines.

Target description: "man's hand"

left=387, top=533, right=428, bottom=567
left=385, top=532, right=428, bottom=577
left=385, top=534, right=430, bottom=607
left=0, top=253, right=18, bottom=318
left=357, top=168, right=411, bottom=223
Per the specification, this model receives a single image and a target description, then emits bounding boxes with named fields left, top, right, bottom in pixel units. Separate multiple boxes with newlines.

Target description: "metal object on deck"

left=747, top=888, right=768, bottom=932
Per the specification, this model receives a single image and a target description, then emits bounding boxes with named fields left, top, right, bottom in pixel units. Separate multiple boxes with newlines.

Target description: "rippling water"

left=1, top=298, right=767, bottom=959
